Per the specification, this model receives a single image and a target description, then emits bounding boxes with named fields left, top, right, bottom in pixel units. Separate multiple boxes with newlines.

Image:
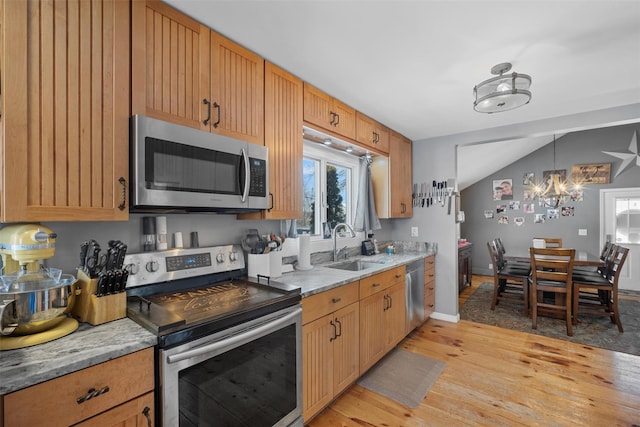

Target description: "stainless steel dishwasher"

left=406, top=258, right=426, bottom=333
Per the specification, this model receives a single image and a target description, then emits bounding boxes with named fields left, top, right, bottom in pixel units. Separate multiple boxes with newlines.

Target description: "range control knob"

left=229, top=251, right=238, bottom=262
left=125, top=263, right=139, bottom=275
left=216, top=253, right=226, bottom=264
left=146, top=260, right=160, bottom=273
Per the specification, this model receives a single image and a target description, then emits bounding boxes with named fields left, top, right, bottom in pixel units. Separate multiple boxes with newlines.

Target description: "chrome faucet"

left=332, top=223, right=356, bottom=261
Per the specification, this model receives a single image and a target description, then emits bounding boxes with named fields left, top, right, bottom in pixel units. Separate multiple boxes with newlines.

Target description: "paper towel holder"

left=296, top=234, right=314, bottom=271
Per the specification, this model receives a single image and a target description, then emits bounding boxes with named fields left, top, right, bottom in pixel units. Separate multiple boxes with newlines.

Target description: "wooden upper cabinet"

left=356, top=112, right=389, bottom=154
left=131, top=1, right=264, bottom=145
left=389, top=131, right=413, bottom=217
left=131, top=0, right=208, bottom=130
left=263, top=62, right=303, bottom=218
left=303, top=83, right=356, bottom=140
left=1, top=0, right=130, bottom=222
left=208, top=31, right=264, bottom=145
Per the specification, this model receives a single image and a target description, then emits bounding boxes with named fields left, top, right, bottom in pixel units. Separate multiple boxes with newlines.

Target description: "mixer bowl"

left=0, top=271, right=77, bottom=336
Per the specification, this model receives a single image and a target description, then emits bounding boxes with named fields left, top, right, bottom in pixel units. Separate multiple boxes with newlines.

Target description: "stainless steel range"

left=124, top=245, right=302, bottom=427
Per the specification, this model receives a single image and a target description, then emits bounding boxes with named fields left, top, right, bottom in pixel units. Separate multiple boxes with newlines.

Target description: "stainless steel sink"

left=327, top=260, right=385, bottom=271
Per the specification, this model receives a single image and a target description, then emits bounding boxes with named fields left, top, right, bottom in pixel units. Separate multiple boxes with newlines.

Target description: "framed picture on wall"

left=523, top=172, right=535, bottom=185
left=492, top=179, right=513, bottom=200
left=542, top=169, right=567, bottom=186
left=570, top=163, right=611, bottom=184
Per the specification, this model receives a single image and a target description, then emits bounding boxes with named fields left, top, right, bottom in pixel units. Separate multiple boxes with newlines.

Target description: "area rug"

left=357, top=348, right=445, bottom=408
left=460, top=282, right=640, bottom=356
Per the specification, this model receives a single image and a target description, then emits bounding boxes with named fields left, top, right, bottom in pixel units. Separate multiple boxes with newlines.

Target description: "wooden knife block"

left=72, top=269, right=126, bottom=325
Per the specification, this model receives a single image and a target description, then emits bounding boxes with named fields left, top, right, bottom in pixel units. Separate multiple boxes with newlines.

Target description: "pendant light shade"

left=473, top=63, right=532, bottom=113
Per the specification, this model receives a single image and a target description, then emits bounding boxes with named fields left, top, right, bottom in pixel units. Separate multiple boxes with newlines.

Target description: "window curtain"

left=354, top=156, right=381, bottom=232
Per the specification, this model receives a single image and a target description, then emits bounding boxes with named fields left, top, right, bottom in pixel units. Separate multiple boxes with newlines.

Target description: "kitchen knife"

left=105, top=247, right=115, bottom=270
left=120, top=269, right=129, bottom=291
left=85, top=240, right=101, bottom=277
left=79, top=241, right=89, bottom=270
left=115, top=243, right=127, bottom=270
left=106, top=270, right=116, bottom=294
left=96, top=271, right=107, bottom=296
left=113, top=270, right=123, bottom=293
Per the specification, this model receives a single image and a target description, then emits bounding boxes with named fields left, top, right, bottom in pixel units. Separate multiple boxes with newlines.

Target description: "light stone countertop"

left=272, top=251, right=435, bottom=297
left=0, top=250, right=434, bottom=396
left=0, top=318, right=156, bottom=395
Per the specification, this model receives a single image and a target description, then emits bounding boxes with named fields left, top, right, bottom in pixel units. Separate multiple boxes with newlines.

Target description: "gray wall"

left=460, top=123, right=640, bottom=275
left=393, top=140, right=459, bottom=321
left=38, top=215, right=392, bottom=274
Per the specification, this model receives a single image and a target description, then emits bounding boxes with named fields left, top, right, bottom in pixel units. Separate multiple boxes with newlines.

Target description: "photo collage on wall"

left=483, top=166, right=606, bottom=226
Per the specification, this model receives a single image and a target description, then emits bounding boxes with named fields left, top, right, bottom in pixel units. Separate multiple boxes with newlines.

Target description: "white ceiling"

left=164, top=0, right=640, bottom=187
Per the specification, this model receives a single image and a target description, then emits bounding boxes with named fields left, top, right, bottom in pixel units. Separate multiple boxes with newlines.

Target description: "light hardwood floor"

left=308, top=275, right=640, bottom=426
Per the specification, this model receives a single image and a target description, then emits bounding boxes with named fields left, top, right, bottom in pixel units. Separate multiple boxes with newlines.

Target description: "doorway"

left=600, top=188, right=640, bottom=291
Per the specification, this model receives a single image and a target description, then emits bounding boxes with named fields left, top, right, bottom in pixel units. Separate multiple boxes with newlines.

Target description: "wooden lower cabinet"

left=302, top=282, right=359, bottom=422
left=74, top=392, right=154, bottom=427
left=424, top=255, right=436, bottom=317
left=1, top=348, right=154, bottom=427
left=358, top=267, right=406, bottom=375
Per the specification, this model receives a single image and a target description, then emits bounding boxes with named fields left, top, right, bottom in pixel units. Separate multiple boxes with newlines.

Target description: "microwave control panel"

left=248, top=158, right=267, bottom=197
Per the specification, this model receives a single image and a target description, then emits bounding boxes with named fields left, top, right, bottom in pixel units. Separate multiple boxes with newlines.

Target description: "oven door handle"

left=240, top=148, right=250, bottom=203
left=166, top=307, right=301, bottom=365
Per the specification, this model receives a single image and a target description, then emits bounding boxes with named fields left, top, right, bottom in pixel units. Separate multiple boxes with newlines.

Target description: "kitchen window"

left=297, top=141, right=360, bottom=237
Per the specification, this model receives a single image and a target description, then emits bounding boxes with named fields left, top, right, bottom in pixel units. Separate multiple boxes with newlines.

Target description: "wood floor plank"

left=308, top=300, right=640, bottom=427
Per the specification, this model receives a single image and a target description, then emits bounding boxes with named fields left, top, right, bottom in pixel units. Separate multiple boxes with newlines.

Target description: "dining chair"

left=495, top=237, right=531, bottom=270
left=573, top=241, right=614, bottom=277
left=533, top=237, right=563, bottom=248
left=529, top=247, right=576, bottom=336
left=572, top=245, right=629, bottom=332
left=487, top=240, right=531, bottom=315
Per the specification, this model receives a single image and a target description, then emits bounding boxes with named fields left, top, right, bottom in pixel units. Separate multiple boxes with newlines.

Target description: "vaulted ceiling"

left=165, top=0, right=640, bottom=187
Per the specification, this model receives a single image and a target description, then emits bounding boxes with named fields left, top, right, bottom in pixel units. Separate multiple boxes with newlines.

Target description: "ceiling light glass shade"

left=473, top=63, right=532, bottom=113
left=532, top=173, right=572, bottom=208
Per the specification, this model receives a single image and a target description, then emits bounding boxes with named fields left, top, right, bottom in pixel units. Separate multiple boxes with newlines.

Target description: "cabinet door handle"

left=401, top=202, right=406, bottom=213
left=383, top=294, right=389, bottom=311
left=334, top=317, right=342, bottom=338
left=329, top=319, right=337, bottom=342
left=117, top=177, right=127, bottom=211
left=329, top=111, right=336, bottom=125
left=331, top=297, right=342, bottom=304
left=213, top=102, right=221, bottom=128
left=203, top=98, right=211, bottom=126
left=142, top=406, right=152, bottom=427
left=334, top=112, right=340, bottom=126
left=372, top=283, right=381, bottom=288
left=388, top=294, right=392, bottom=309
left=395, top=274, right=402, bottom=279
left=268, top=193, right=274, bottom=212
left=77, top=386, right=110, bottom=404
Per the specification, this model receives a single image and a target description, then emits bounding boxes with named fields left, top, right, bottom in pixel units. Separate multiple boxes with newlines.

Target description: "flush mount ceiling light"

left=323, top=138, right=332, bottom=146
left=473, top=62, right=532, bottom=113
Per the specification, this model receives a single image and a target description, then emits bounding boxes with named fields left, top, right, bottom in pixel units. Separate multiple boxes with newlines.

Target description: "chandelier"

left=530, top=135, right=581, bottom=208
left=473, top=62, right=532, bottom=113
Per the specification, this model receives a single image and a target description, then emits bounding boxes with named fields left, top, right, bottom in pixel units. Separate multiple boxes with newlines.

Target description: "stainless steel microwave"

left=131, top=115, right=269, bottom=212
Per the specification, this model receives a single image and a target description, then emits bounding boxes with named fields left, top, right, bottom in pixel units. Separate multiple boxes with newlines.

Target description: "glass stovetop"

left=127, top=278, right=301, bottom=346
left=147, top=281, right=293, bottom=326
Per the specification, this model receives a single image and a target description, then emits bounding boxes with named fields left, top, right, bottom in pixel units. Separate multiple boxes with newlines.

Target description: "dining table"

left=504, top=249, right=604, bottom=267
left=504, top=248, right=604, bottom=321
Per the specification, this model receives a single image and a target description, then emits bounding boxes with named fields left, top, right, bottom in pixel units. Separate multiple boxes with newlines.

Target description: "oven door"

left=160, top=305, right=302, bottom=427
left=131, top=115, right=268, bottom=211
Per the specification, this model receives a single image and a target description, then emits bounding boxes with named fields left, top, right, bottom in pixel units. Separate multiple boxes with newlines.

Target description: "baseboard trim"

left=429, top=311, right=460, bottom=323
